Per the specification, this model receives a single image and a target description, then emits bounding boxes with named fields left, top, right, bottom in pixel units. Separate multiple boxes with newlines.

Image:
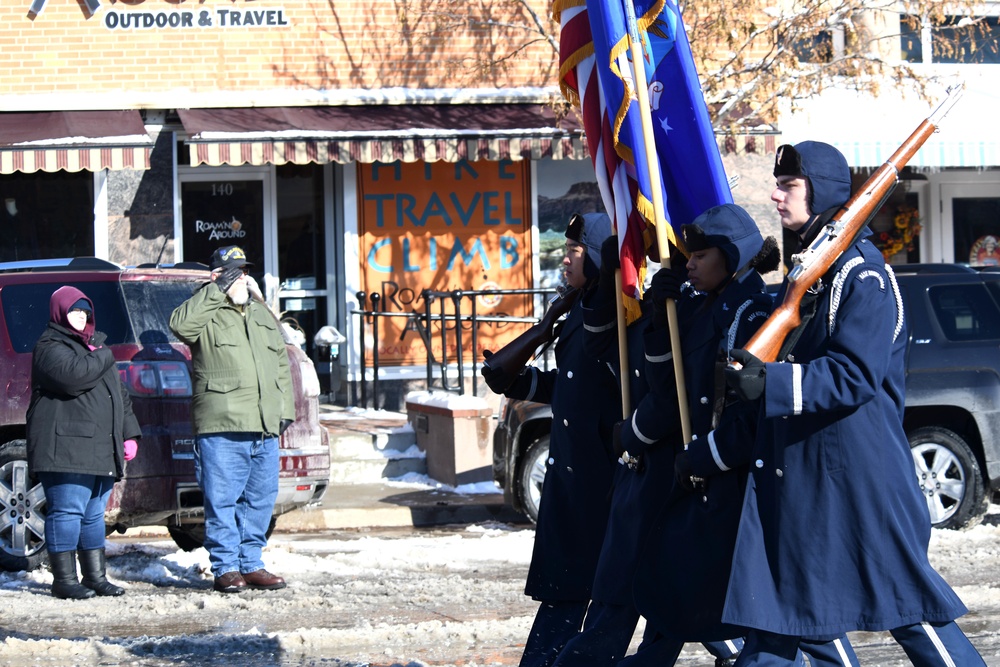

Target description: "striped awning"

left=831, top=139, right=1000, bottom=170
left=179, top=105, right=587, bottom=166
left=0, top=111, right=152, bottom=174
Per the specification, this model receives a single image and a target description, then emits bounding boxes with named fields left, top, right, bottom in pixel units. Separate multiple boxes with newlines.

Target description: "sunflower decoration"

left=876, top=204, right=922, bottom=261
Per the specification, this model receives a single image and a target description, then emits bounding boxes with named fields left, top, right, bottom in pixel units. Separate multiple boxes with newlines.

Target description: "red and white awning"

left=0, top=111, right=152, bottom=174
left=179, top=105, right=587, bottom=166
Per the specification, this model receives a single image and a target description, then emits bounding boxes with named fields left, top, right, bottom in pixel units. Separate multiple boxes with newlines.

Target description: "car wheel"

left=909, top=426, right=989, bottom=530
left=0, top=440, right=48, bottom=572
left=168, top=517, right=278, bottom=552
left=517, top=435, right=549, bottom=524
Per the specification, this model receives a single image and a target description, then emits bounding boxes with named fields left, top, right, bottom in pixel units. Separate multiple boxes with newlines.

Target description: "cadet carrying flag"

left=556, top=0, right=732, bottom=314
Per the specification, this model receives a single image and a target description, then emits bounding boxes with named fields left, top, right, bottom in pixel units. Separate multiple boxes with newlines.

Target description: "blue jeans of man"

left=194, top=432, right=279, bottom=577
left=37, top=472, right=115, bottom=553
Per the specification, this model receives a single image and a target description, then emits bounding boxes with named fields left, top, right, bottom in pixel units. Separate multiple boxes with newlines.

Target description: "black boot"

left=48, top=550, right=96, bottom=600
left=78, top=548, right=124, bottom=596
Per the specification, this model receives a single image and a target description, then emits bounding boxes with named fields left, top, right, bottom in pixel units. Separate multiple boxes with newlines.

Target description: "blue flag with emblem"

left=588, top=0, right=732, bottom=255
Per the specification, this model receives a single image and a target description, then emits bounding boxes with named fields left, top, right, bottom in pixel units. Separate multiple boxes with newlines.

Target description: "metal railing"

left=350, top=287, right=559, bottom=408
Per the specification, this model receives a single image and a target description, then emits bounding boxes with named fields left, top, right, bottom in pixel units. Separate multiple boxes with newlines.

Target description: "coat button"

left=566, top=370, right=574, bottom=379
left=755, top=459, right=763, bottom=468
left=700, top=396, right=709, bottom=404
left=776, top=469, right=783, bottom=477
left=548, top=457, right=555, bottom=465
left=634, top=369, right=640, bottom=377
left=563, top=419, right=569, bottom=427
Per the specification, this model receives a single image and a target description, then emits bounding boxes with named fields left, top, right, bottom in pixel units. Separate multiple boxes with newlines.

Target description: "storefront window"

left=0, top=171, right=94, bottom=262
left=954, top=197, right=1000, bottom=266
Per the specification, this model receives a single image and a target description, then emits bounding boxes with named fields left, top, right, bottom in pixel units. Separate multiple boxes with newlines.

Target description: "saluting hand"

left=213, top=266, right=244, bottom=295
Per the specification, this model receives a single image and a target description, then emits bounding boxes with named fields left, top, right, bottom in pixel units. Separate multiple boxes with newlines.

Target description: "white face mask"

left=67, top=309, right=89, bottom=332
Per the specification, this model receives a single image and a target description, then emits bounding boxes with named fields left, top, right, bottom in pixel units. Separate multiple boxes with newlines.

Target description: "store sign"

left=104, top=7, right=287, bottom=30
left=358, top=160, right=534, bottom=367
left=28, top=0, right=287, bottom=29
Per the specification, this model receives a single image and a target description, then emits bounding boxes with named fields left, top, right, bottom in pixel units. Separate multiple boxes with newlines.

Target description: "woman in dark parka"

left=27, top=286, right=141, bottom=599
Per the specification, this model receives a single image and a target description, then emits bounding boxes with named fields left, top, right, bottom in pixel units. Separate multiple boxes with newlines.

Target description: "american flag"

left=556, top=0, right=731, bottom=317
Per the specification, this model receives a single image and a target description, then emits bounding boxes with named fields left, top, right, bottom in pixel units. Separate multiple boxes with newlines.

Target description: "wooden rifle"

left=481, top=287, right=580, bottom=393
left=741, top=84, right=964, bottom=363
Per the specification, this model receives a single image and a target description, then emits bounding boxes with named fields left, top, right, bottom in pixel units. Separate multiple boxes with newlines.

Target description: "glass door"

left=274, top=163, right=328, bottom=360
left=178, top=167, right=275, bottom=295
left=941, top=183, right=1000, bottom=266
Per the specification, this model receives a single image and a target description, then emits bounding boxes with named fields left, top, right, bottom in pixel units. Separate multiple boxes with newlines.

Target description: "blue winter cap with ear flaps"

left=774, top=141, right=852, bottom=215
left=681, top=203, right=763, bottom=274
left=566, top=212, right=614, bottom=277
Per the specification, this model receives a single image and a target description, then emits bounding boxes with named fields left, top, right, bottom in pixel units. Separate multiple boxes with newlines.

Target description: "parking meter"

left=314, top=325, right=347, bottom=400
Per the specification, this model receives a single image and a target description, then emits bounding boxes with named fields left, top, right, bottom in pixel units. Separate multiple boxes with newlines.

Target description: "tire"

left=168, top=516, right=277, bottom=552
left=909, top=426, right=989, bottom=530
left=516, top=435, right=549, bottom=524
left=0, top=440, right=48, bottom=572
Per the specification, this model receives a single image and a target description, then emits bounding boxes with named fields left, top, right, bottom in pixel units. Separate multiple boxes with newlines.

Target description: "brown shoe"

left=242, top=569, right=286, bottom=590
left=213, top=571, right=247, bottom=593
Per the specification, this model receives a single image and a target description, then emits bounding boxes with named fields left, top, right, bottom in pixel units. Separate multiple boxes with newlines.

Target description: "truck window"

left=0, top=282, right=131, bottom=353
left=928, top=283, right=1000, bottom=341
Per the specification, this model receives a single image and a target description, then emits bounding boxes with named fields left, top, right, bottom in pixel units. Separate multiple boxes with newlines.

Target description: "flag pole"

left=614, top=266, right=631, bottom=419
left=622, top=0, right=692, bottom=443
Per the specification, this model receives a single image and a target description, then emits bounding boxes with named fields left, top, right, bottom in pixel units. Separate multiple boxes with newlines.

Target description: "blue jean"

left=194, top=432, right=279, bottom=577
left=37, top=472, right=115, bottom=553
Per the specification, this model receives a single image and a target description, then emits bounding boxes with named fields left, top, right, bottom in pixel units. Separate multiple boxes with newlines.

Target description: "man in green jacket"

left=170, top=245, right=295, bottom=594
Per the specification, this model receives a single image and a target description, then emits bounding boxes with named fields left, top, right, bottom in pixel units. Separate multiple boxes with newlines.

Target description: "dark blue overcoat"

left=581, top=298, right=679, bottom=607
left=634, top=271, right=771, bottom=641
left=723, top=235, right=968, bottom=636
left=522, top=301, right=621, bottom=602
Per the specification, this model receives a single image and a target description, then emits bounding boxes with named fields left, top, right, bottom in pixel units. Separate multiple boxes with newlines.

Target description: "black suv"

left=895, top=263, right=1000, bottom=529
left=0, top=258, right=331, bottom=570
left=494, top=264, right=1000, bottom=530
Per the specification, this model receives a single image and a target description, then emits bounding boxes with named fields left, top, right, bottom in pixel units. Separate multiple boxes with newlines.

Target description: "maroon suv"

left=0, top=258, right=330, bottom=570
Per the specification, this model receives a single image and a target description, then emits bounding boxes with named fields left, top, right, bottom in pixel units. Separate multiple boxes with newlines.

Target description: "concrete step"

left=328, top=428, right=417, bottom=460
left=321, top=406, right=424, bottom=485
left=328, top=453, right=426, bottom=484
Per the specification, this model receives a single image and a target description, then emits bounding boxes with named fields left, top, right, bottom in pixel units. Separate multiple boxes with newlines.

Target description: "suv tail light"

left=117, top=361, right=193, bottom=397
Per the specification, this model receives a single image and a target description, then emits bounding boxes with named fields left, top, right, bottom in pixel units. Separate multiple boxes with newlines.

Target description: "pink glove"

left=123, top=439, right=138, bottom=461
left=87, top=344, right=98, bottom=351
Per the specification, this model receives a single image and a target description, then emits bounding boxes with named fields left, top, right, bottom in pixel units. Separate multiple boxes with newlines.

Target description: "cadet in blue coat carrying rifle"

left=629, top=204, right=857, bottom=667
left=482, top=212, right=620, bottom=667
left=724, top=141, right=985, bottom=666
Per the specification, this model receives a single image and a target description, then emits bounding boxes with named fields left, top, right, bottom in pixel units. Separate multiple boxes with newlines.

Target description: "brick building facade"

left=0, top=0, right=783, bottom=404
